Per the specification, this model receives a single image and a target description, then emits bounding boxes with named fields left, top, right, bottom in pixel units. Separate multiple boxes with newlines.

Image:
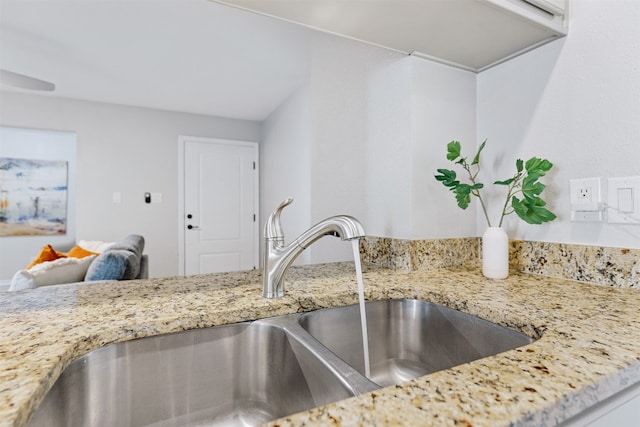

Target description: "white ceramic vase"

left=482, top=227, right=509, bottom=279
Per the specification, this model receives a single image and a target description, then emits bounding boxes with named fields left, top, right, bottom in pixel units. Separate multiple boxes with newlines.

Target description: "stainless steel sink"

left=28, top=321, right=371, bottom=427
left=299, top=299, right=534, bottom=387
left=28, top=299, right=533, bottom=426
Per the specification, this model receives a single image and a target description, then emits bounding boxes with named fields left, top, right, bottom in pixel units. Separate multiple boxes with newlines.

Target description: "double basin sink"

left=28, top=299, right=533, bottom=427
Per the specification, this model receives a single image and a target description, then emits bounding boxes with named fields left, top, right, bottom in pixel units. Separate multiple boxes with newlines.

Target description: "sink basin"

left=28, top=322, right=357, bottom=427
left=28, top=298, right=533, bottom=426
left=299, top=299, right=534, bottom=387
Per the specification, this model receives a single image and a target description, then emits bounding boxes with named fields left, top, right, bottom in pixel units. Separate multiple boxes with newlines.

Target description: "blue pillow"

left=85, top=250, right=136, bottom=281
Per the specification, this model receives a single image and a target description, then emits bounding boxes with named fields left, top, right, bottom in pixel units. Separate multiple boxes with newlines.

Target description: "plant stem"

left=498, top=190, right=511, bottom=227
left=477, top=193, right=492, bottom=227
left=498, top=182, right=521, bottom=227
left=464, top=162, right=492, bottom=227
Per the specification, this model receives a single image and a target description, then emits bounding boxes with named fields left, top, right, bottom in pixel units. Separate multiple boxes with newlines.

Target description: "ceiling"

left=0, top=0, right=565, bottom=122
left=0, top=0, right=316, bottom=121
left=215, top=0, right=566, bottom=71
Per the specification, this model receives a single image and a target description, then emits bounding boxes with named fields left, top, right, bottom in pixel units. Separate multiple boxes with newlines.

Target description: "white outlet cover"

left=570, top=177, right=602, bottom=205
left=569, top=177, right=603, bottom=221
left=607, top=176, right=640, bottom=224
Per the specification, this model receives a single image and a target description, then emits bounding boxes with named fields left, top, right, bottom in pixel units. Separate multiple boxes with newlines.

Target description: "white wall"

left=477, top=0, right=640, bottom=249
left=361, top=55, right=413, bottom=240
left=308, top=35, right=411, bottom=261
left=0, top=91, right=261, bottom=278
left=307, top=44, right=478, bottom=243
left=259, top=33, right=478, bottom=265
left=260, top=34, right=406, bottom=263
left=410, top=57, right=477, bottom=239
left=260, top=85, right=313, bottom=265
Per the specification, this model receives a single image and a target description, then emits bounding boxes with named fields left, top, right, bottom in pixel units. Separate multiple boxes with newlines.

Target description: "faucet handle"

left=265, top=198, right=294, bottom=240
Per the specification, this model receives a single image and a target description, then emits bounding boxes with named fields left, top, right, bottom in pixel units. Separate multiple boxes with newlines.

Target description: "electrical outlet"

left=577, top=186, right=592, bottom=201
left=570, top=177, right=603, bottom=222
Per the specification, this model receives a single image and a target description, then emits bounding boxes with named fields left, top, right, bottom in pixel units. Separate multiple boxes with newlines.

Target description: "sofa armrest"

left=137, top=255, right=149, bottom=279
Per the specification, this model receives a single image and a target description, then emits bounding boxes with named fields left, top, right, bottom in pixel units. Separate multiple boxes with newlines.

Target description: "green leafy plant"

left=434, top=139, right=556, bottom=227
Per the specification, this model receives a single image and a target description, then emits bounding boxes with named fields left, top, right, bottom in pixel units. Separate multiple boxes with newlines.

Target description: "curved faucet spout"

left=265, top=197, right=293, bottom=242
left=262, top=199, right=365, bottom=298
left=294, top=215, right=365, bottom=248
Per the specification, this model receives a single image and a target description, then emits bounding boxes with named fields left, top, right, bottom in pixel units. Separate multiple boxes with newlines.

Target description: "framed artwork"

left=0, top=157, right=68, bottom=236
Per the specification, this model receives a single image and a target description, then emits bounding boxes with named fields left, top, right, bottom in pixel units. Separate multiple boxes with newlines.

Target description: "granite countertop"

left=1, top=263, right=639, bottom=427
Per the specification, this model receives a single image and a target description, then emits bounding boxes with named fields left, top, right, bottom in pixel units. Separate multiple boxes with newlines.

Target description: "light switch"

left=618, top=188, right=634, bottom=213
left=608, top=176, right=640, bottom=224
left=112, top=192, right=121, bottom=203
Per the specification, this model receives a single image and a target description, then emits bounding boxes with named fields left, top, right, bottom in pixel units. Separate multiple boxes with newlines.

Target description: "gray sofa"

left=5, top=235, right=148, bottom=292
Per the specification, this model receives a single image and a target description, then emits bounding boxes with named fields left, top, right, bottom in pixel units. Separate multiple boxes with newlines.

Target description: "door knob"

left=187, top=225, right=199, bottom=230
left=187, top=214, right=193, bottom=219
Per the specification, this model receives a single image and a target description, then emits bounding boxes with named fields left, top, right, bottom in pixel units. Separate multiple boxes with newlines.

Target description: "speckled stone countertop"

left=1, top=263, right=639, bottom=427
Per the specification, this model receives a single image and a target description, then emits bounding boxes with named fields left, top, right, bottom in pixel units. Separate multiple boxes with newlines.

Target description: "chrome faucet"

left=263, top=198, right=366, bottom=298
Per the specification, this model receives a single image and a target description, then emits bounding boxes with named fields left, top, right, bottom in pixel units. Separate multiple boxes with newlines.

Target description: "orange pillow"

left=26, top=245, right=66, bottom=269
left=66, top=245, right=99, bottom=259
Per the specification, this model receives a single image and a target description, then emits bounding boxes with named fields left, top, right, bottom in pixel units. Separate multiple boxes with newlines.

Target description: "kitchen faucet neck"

left=262, top=199, right=365, bottom=298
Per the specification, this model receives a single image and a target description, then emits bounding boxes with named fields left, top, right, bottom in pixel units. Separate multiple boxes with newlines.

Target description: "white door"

left=179, top=137, right=258, bottom=275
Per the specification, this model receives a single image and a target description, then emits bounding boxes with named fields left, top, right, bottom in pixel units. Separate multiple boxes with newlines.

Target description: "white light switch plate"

left=608, top=176, right=640, bottom=224
left=151, top=192, right=162, bottom=203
